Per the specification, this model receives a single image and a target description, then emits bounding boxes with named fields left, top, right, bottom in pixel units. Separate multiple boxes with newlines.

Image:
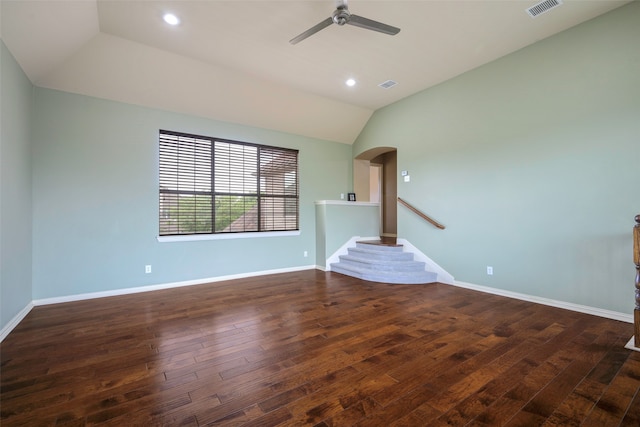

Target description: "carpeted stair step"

left=331, top=262, right=437, bottom=285
left=337, top=254, right=426, bottom=272
left=347, top=247, right=414, bottom=262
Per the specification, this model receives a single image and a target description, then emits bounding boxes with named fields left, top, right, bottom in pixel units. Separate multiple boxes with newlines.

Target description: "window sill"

left=157, top=230, right=300, bottom=243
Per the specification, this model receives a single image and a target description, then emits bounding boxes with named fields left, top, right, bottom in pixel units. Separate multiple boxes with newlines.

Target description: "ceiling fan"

left=289, top=0, right=401, bottom=45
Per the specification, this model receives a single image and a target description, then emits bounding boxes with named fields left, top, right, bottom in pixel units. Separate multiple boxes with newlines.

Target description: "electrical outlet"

left=145, top=265, right=152, bottom=274
left=304, top=251, right=308, bottom=257
left=486, top=266, right=493, bottom=275
left=340, top=193, right=345, bottom=199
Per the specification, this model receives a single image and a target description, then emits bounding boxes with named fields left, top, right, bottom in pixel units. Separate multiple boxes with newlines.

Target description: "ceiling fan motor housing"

left=332, top=8, right=351, bottom=25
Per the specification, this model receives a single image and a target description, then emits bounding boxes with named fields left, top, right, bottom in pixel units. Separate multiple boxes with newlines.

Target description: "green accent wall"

left=353, top=3, right=640, bottom=313
left=315, top=201, right=380, bottom=267
left=1, top=41, right=33, bottom=327
left=31, top=88, right=352, bottom=299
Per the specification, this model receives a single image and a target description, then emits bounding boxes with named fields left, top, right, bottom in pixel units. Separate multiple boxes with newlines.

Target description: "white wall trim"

left=397, top=238, right=455, bottom=285
left=7, top=267, right=632, bottom=346
left=452, top=280, right=633, bottom=323
left=325, top=236, right=379, bottom=270
left=625, top=337, right=640, bottom=352
left=32, top=265, right=316, bottom=307
left=0, top=302, right=34, bottom=343
left=314, top=200, right=379, bottom=207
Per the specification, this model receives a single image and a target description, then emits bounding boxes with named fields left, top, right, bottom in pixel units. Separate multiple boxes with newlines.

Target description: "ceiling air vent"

left=379, top=80, right=398, bottom=89
left=526, top=0, right=562, bottom=18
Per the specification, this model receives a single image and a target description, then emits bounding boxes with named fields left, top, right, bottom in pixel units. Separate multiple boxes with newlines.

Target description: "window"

left=159, top=130, right=298, bottom=236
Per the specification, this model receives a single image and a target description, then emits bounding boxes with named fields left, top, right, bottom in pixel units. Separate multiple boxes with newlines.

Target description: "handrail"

left=634, top=215, right=640, bottom=347
left=397, top=197, right=445, bottom=230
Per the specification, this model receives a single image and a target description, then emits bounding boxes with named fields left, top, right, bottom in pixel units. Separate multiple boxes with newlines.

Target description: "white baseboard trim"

left=625, top=337, right=640, bottom=352
left=7, top=269, right=632, bottom=345
left=397, top=238, right=455, bottom=285
left=0, top=302, right=34, bottom=343
left=452, top=280, right=632, bottom=323
left=32, top=265, right=317, bottom=307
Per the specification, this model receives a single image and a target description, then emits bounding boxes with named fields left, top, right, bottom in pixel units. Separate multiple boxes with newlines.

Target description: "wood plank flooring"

left=1, top=270, right=639, bottom=426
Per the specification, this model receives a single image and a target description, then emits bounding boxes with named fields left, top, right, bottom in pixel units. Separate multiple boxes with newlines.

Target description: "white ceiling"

left=0, top=0, right=630, bottom=144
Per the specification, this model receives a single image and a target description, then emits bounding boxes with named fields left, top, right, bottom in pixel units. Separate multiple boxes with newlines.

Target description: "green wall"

left=1, top=41, right=33, bottom=327
left=353, top=3, right=640, bottom=313
left=31, top=88, right=352, bottom=299
left=315, top=201, right=380, bottom=267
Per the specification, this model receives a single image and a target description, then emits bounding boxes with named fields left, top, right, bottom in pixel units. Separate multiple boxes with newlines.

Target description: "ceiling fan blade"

left=290, top=17, right=334, bottom=45
left=347, top=14, right=400, bottom=36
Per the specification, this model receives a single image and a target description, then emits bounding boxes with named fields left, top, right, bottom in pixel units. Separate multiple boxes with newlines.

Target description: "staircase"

left=330, top=240, right=438, bottom=284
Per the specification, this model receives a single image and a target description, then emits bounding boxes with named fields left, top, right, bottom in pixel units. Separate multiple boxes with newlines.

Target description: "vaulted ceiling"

left=0, top=0, right=629, bottom=144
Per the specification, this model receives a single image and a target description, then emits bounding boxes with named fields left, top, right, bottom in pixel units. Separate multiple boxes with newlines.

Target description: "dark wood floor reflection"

left=1, top=270, right=639, bottom=426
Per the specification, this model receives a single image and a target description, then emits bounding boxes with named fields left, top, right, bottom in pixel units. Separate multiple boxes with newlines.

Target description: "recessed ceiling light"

left=163, top=13, right=180, bottom=26
left=345, top=78, right=356, bottom=87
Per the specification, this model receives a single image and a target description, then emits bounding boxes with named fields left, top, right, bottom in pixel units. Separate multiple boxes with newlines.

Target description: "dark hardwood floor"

left=1, top=270, right=639, bottom=426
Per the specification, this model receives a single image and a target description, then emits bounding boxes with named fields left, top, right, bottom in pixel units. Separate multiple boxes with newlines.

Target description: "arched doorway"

left=354, top=147, right=397, bottom=238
